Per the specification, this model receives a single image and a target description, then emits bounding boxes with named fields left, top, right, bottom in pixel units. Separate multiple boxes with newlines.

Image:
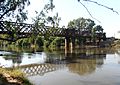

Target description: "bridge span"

left=0, top=21, right=106, bottom=49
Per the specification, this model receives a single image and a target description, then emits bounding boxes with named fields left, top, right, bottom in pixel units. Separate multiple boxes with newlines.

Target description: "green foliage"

left=0, top=0, right=30, bottom=22
left=15, top=38, right=30, bottom=47
left=48, top=37, right=64, bottom=48
left=92, top=25, right=105, bottom=41
left=32, top=0, right=55, bottom=25
left=43, top=36, right=55, bottom=47
left=67, top=17, right=106, bottom=45
left=68, top=17, right=95, bottom=32
left=93, top=25, right=103, bottom=33
left=0, top=0, right=61, bottom=48
left=36, top=36, right=44, bottom=47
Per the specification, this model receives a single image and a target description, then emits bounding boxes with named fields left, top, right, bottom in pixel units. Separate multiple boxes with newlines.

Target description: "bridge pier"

left=71, top=37, right=75, bottom=50
left=65, top=37, right=75, bottom=54
left=65, top=37, right=70, bottom=50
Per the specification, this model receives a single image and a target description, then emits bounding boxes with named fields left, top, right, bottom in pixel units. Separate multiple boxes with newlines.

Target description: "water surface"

left=0, top=47, right=120, bottom=85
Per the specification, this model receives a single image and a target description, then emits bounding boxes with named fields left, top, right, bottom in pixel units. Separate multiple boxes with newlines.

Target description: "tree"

left=0, top=0, right=30, bottom=22
left=67, top=17, right=95, bottom=32
left=67, top=17, right=95, bottom=45
left=93, top=25, right=103, bottom=33
left=67, top=17, right=106, bottom=45
left=92, top=25, right=106, bottom=43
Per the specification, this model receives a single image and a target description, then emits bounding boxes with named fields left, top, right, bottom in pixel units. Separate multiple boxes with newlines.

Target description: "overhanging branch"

left=78, top=0, right=119, bottom=23
left=0, top=8, right=13, bottom=19
left=83, top=0, right=119, bottom=15
left=79, top=1, right=101, bottom=23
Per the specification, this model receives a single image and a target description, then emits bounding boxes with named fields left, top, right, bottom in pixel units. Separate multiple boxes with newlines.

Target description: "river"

left=0, top=47, right=120, bottom=85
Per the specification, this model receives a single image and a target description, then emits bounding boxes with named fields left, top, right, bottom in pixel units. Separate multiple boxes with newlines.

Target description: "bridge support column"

left=71, top=37, right=75, bottom=50
left=65, top=37, right=70, bottom=50
left=65, top=37, right=75, bottom=54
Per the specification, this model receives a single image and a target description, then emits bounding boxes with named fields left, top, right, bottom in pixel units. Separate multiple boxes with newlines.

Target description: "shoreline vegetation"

left=0, top=68, right=33, bottom=85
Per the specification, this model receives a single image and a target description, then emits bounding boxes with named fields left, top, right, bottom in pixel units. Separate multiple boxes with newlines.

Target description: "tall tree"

left=67, top=17, right=106, bottom=44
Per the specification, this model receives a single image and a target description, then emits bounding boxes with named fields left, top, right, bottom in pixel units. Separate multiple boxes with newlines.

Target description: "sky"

left=26, top=0, right=120, bottom=38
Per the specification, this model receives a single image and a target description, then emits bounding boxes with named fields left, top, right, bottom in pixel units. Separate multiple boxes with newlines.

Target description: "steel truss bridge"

left=0, top=21, right=105, bottom=42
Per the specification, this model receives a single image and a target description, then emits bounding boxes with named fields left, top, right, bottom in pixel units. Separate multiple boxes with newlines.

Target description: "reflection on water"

left=67, top=59, right=97, bottom=75
left=0, top=47, right=120, bottom=85
left=0, top=52, right=47, bottom=67
left=20, top=52, right=46, bottom=65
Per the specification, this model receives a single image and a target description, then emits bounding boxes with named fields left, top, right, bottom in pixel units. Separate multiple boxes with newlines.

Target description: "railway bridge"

left=0, top=21, right=106, bottom=49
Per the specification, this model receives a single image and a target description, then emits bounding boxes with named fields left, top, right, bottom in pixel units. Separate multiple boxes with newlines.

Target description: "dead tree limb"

left=83, top=0, right=119, bottom=15
left=78, top=0, right=119, bottom=22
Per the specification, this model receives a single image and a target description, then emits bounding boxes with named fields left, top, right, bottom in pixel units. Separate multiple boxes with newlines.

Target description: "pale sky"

left=26, top=0, right=120, bottom=38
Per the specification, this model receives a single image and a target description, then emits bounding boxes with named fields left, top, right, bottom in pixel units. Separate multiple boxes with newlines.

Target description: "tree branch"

left=79, top=1, right=101, bottom=23
left=0, top=8, right=13, bottom=19
left=83, top=0, right=119, bottom=15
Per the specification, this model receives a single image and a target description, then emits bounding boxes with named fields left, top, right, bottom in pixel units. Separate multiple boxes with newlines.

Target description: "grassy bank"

left=0, top=68, right=33, bottom=85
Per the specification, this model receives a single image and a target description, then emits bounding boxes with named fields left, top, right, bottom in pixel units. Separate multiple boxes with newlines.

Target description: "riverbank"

left=0, top=68, right=33, bottom=85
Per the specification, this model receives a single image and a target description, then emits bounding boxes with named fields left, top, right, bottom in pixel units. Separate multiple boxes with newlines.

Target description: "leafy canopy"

left=0, top=0, right=30, bottom=22
left=67, top=17, right=95, bottom=30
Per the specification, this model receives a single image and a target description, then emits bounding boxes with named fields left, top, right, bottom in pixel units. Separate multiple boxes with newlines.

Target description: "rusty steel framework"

left=0, top=21, right=105, bottom=42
